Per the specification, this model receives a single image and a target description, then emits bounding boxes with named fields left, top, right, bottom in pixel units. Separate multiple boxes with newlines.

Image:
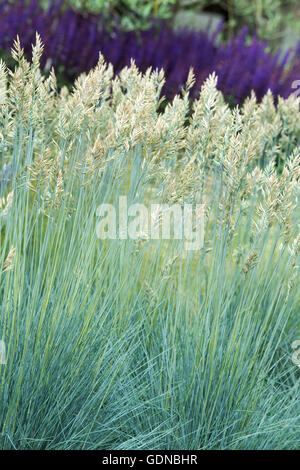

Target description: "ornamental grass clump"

left=0, top=37, right=299, bottom=450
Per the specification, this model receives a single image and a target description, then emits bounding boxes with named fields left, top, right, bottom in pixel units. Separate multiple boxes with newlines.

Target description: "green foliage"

left=62, top=0, right=177, bottom=29
left=230, top=0, right=300, bottom=40
left=5, top=0, right=176, bottom=30
left=61, top=0, right=300, bottom=39
left=5, top=0, right=300, bottom=36
left=0, top=38, right=299, bottom=449
left=178, top=1, right=300, bottom=42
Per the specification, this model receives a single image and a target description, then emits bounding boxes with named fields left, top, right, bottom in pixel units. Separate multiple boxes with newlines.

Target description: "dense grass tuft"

left=0, top=37, right=299, bottom=449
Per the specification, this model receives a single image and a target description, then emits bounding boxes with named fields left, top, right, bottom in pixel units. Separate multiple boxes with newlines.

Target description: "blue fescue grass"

left=1, top=156, right=299, bottom=449
left=0, top=40, right=299, bottom=449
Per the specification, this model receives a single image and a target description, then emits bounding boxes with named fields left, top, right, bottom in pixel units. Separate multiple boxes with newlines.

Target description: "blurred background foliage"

left=173, top=1, right=300, bottom=44
left=4, top=1, right=300, bottom=43
left=5, top=0, right=177, bottom=30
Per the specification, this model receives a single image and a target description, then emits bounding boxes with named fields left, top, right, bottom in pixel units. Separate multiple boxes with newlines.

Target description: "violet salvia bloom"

left=0, top=0, right=300, bottom=104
